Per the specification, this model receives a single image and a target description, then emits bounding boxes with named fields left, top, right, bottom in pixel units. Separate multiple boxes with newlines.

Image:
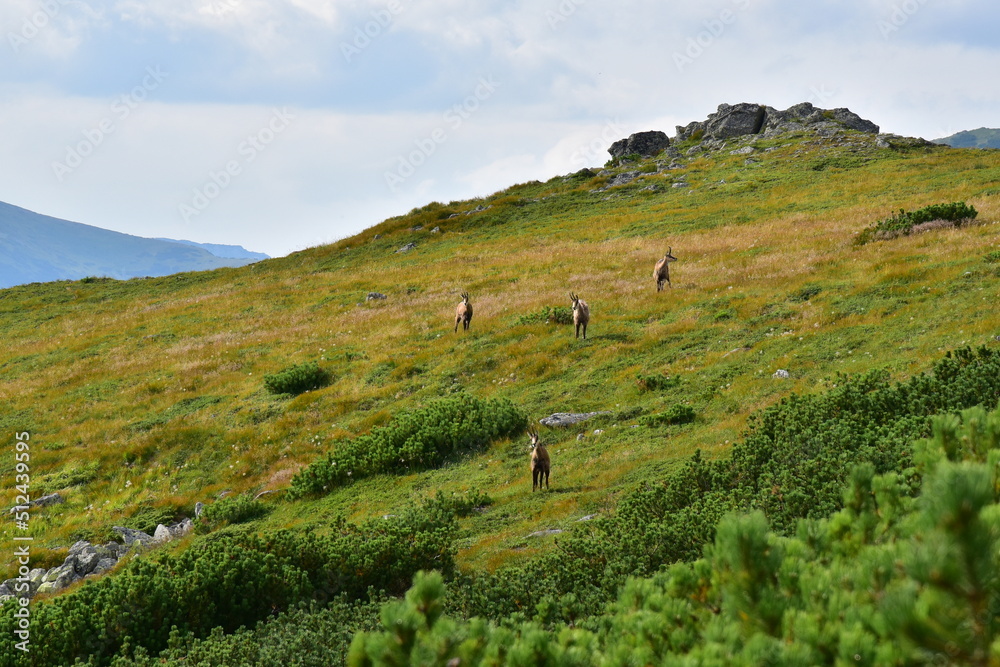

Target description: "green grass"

left=1, top=128, right=999, bottom=581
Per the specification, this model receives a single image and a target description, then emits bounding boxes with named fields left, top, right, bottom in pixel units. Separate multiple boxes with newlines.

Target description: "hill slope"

left=934, top=126, right=1000, bottom=149
left=0, top=201, right=259, bottom=288
left=153, top=238, right=270, bottom=261
left=1, top=115, right=1000, bottom=664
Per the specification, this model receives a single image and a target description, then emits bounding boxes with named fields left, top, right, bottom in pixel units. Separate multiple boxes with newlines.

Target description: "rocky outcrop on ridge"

left=610, top=102, right=882, bottom=161
left=674, top=102, right=879, bottom=143
left=608, top=130, right=670, bottom=158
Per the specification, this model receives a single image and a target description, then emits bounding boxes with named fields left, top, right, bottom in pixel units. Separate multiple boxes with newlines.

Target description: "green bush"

left=636, top=373, right=681, bottom=392
left=856, top=201, right=978, bottom=244
left=288, top=394, right=527, bottom=498
left=515, top=306, right=574, bottom=326
left=198, top=494, right=270, bottom=531
left=640, top=403, right=696, bottom=427
left=263, top=361, right=332, bottom=396
left=0, top=500, right=457, bottom=667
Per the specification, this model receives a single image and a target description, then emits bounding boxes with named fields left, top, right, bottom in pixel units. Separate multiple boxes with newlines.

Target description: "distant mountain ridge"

left=0, top=201, right=262, bottom=289
left=154, top=238, right=269, bottom=261
left=933, top=127, right=1000, bottom=149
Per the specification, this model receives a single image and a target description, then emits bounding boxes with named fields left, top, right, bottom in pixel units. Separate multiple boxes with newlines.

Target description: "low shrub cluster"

left=639, top=403, right=695, bottom=426
left=288, top=394, right=527, bottom=498
left=635, top=373, right=680, bottom=391
left=515, top=306, right=574, bottom=326
left=197, top=494, right=270, bottom=532
left=0, top=500, right=457, bottom=667
left=856, top=201, right=978, bottom=244
left=263, top=361, right=332, bottom=396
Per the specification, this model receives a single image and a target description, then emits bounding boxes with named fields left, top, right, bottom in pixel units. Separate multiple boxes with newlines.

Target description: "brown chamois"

left=529, top=429, right=550, bottom=491
left=454, top=292, right=473, bottom=333
left=653, top=247, right=678, bottom=291
left=570, top=292, right=589, bottom=340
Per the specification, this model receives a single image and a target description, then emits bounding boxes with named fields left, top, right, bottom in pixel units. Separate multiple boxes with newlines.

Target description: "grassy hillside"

left=2, top=128, right=1000, bottom=650
left=3, top=130, right=1000, bottom=565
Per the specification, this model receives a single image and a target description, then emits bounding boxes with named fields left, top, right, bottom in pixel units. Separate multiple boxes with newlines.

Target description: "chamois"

left=454, top=292, right=473, bottom=333
left=529, top=429, right=550, bottom=491
left=570, top=293, right=589, bottom=340
left=653, top=247, right=678, bottom=291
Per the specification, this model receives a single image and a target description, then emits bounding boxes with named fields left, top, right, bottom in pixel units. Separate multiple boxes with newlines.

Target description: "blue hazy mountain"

left=933, top=127, right=1000, bottom=149
left=0, top=201, right=262, bottom=289
left=154, top=238, right=269, bottom=261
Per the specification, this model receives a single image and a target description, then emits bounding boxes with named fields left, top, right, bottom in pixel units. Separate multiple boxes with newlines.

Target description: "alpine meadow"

left=4, top=107, right=1000, bottom=666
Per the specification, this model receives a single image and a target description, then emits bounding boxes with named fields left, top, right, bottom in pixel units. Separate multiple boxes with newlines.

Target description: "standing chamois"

left=454, top=292, right=473, bottom=333
left=653, top=247, right=678, bottom=291
left=570, top=293, right=589, bottom=340
left=529, top=429, right=550, bottom=491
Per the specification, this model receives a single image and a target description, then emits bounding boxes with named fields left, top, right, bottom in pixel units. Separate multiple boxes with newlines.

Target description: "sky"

left=1, top=0, right=998, bottom=257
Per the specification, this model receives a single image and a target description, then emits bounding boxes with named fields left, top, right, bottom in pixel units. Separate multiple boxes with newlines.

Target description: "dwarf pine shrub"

left=515, top=306, right=574, bottom=326
left=198, top=494, right=270, bottom=531
left=640, top=403, right=695, bottom=426
left=856, top=201, right=978, bottom=244
left=636, top=373, right=681, bottom=391
left=288, top=394, right=527, bottom=498
left=263, top=361, right=331, bottom=396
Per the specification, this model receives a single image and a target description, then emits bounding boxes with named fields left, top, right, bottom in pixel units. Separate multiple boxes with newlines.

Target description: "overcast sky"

left=1, top=0, right=997, bottom=256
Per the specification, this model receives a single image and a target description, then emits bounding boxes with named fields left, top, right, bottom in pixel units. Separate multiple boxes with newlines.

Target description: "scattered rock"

left=527, top=529, right=564, bottom=538
left=113, top=526, right=154, bottom=547
left=608, top=130, right=670, bottom=159
left=8, top=492, right=64, bottom=514
left=372, top=234, right=381, bottom=240
left=773, top=369, right=791, bottom=379
left=539, top=412, right=612, bottom=427
left=91, top=558, right=118, bottom=576
left=169, top=518, right=194, bottom=539
left=430, top=226, right=441, bottom=233
left=593, top=429, right=604, bottom=435
left=578, top=514, right=599, bottom=522
left=466, top=204, right=491, bottom=215
left=153, top=524, right=172, bottom=544
left=875, top=133, right=934, bottom=150
left=410, top=225, right=423, bottom=232
left=576, top=433, right=586, bottom=441
left=366, top=292, right=387, bottom=301
left=396, top=242, right=417, bottom=253
left=730, top=146, right=755, bottom=155
left=604, top=171, right=641, bottom=188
